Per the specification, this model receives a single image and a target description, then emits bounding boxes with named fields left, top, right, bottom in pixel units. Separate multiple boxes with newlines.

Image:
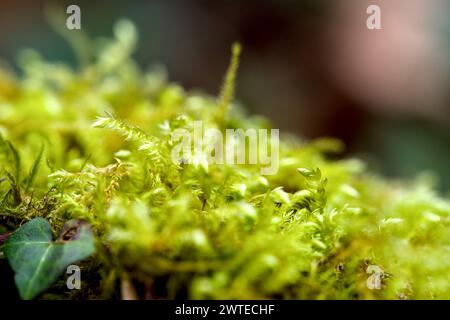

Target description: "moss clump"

left=0, top=20, right=449, bottom=300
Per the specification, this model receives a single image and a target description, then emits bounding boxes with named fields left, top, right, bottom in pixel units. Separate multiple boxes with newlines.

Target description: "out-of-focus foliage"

left=0, top=20, right=449, bottom=300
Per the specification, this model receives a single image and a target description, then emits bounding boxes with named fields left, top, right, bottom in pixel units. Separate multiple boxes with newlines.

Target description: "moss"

left=0, top=19, right=449, bottom=300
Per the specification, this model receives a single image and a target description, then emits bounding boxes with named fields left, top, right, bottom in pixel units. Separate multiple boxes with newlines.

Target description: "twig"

left=0, top=231, right=12, bottom=243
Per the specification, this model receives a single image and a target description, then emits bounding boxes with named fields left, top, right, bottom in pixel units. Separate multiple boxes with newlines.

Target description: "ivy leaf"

left=3, top=218, right=95, bottom=300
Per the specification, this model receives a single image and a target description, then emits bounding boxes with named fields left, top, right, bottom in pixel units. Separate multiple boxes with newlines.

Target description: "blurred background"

left=0, top=0, right=449, bottom=191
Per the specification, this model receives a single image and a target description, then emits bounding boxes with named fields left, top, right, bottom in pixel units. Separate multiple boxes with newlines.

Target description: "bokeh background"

left=0, top=0, right=449, bottom=191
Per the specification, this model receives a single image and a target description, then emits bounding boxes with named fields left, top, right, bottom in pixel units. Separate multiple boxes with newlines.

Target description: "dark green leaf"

left=4, top=218, right=95, bottom=299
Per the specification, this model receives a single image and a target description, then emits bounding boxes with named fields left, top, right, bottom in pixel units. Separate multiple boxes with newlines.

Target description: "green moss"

left=0, top=20, right=449, bottom=300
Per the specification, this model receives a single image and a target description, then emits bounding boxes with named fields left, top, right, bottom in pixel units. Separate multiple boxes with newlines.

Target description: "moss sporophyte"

left=0, top=20, right=449, bottom=300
